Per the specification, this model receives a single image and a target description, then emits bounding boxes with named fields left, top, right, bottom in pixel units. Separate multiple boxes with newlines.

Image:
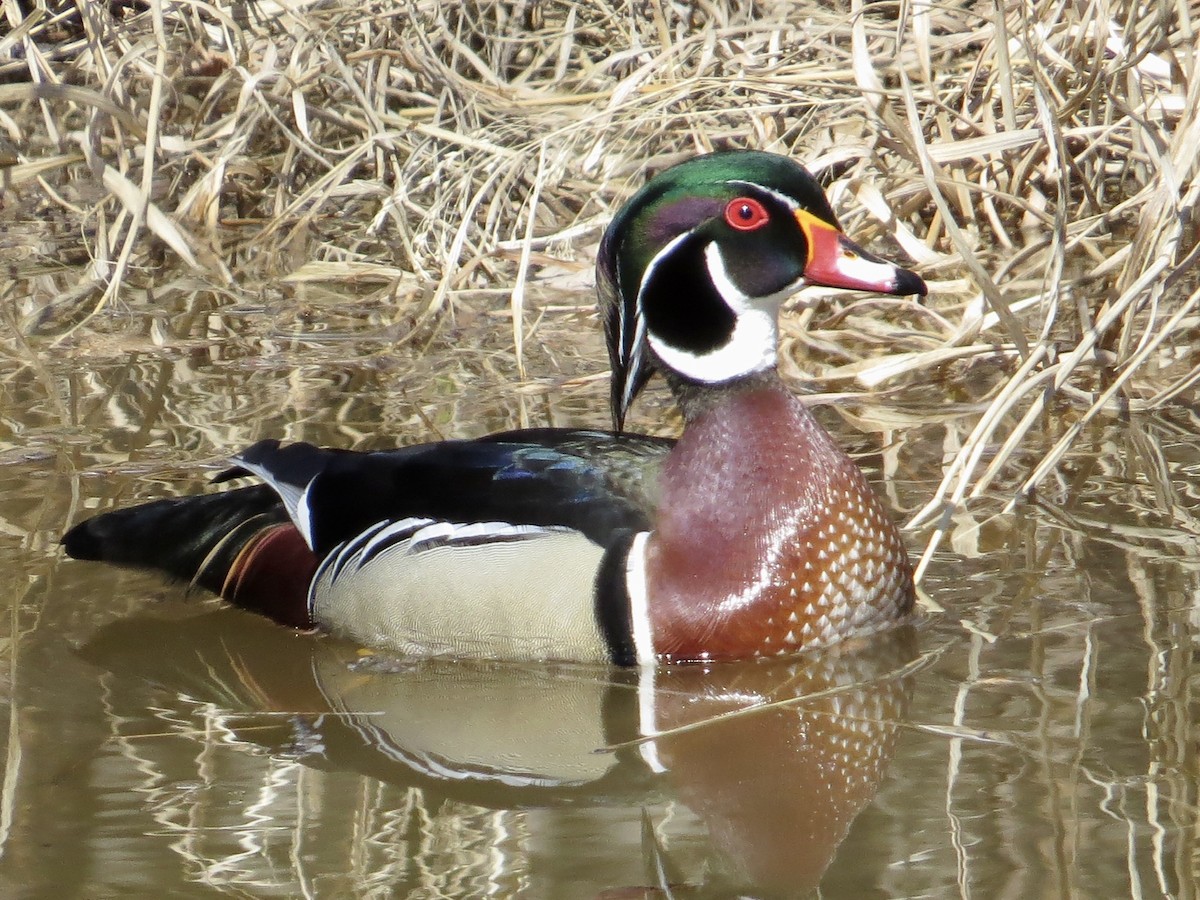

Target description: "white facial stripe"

left=724, top=179, right=797, bottom=211
left=647, top=242, right=801, bottom=383
left=618, top=231, right=698, bottom=413
left=615, top=275, right=632, bottom=367
left=622, top=312, right=647, bottom=414
left=630, top=230, right=691, bottom=359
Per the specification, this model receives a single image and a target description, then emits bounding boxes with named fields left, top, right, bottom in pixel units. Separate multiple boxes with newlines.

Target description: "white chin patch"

left=648, top=242, right=798, bottom=384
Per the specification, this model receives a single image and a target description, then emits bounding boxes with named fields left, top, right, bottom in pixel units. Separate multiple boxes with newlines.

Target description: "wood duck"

left=63, top=150, right=927, bottom=665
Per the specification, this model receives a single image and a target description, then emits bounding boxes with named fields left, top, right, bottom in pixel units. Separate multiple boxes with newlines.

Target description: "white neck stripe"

left=647, top=242, right=794, bottom=383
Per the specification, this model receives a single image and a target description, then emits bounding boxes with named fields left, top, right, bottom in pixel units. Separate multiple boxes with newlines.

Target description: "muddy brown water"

left=2, top=288, right=1198, bottom=898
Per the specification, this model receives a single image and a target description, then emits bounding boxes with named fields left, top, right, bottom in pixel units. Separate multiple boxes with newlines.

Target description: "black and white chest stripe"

left=592, top=528, right=656, bottom=667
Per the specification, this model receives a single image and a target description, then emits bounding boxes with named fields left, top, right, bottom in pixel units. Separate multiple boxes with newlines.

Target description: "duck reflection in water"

left=82, top=613, right=918, bottom=897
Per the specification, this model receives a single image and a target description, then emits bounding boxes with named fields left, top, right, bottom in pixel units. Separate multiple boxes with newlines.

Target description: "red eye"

left=724, top=197, right=770, bottom=231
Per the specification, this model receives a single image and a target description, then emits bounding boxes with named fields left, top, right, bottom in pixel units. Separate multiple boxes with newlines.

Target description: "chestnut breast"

left=643, top=385, right=914, bottom=661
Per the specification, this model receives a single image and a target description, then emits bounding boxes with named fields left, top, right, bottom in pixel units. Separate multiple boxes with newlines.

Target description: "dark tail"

left=62, top=484, right=317, bottom=629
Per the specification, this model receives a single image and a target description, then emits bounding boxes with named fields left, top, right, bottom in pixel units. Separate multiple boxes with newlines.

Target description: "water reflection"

left=80, top=613, right=918, bottom=897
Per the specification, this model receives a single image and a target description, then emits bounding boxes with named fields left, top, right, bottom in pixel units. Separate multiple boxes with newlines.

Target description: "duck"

left=63, top=150, right=927, bottom=666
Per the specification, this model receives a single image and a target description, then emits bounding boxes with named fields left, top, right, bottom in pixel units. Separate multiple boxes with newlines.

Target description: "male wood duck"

left=63, top=150, right=926, bottom=665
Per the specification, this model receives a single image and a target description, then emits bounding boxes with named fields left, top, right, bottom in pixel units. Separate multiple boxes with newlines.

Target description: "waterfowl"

left=63, top=150, right=926, bottom=665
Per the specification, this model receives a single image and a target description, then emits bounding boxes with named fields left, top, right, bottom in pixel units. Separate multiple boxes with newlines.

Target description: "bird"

left=63, top=150, right=927, bottom=666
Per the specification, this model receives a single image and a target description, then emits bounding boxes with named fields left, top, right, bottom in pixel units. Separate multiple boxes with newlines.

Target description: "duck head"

left=597, top=151, right=927, bottom=429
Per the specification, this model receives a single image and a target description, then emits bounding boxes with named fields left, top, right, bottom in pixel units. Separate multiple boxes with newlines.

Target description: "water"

left=2, top=288, right=1198, bottom=898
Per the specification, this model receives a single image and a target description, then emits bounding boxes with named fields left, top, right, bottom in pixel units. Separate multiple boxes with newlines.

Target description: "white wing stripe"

left=316, top=519, right=577, bottom=590
left=295, top=479, right=316, bottom=548
left=409, top=521, right=562, bottom=553
left=357, top=517, right=438, bottom=566
left=232, top=456, right=309, bottom=539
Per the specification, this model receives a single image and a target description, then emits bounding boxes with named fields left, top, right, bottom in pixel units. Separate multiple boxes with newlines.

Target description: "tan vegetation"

left=2, top=0, right=1198, bottom=576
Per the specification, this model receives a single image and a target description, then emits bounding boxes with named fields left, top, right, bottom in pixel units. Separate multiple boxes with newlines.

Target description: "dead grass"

left=2, top=0, right=1198, bottom=573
